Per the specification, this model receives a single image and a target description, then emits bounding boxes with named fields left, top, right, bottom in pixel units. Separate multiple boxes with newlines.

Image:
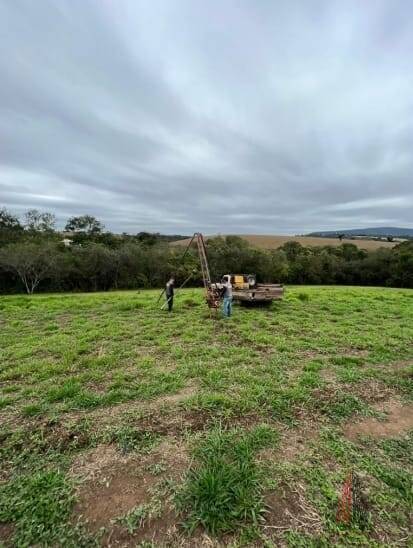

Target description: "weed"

left=146, top=462, right=168, bottom=475
left=176, top=424, right=278, bottom=534
left=46, top=379, right=82, bottom=403
left=21, top=403, right=45, bottom=417
left=117, top=504, right=151, bottom=533
left=0, top=397, right=14, bottom=410
left=317, top=394, right=369, bottom=421
left=107, top=426, right=161, bottom=454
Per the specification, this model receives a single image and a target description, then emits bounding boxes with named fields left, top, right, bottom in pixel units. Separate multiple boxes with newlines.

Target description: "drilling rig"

left=184, top=232, right=222, bottom=309
left=181, top=233, right=284, bottom=308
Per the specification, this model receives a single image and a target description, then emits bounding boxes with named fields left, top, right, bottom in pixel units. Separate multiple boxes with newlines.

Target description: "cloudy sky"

left=1, top=0, right=412, bottom=234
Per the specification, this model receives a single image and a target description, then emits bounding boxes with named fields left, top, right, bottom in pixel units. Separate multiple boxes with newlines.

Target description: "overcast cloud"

left=1, top=0, right=412, bottom=234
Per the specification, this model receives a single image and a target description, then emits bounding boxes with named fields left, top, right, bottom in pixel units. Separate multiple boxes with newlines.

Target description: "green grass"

left=106, top=425, right=161, bottom=455
left=176, top=424, right=278, bottom=534
left=0, top=470, right=93, bottom=546
left=0, top=286, right=412, bottom=545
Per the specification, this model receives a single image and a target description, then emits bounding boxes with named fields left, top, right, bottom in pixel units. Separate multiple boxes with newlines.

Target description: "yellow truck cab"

left=229, top=274, right=256, bottom=290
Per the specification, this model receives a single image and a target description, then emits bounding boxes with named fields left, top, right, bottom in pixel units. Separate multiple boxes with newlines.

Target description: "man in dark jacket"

left=165, top=277, right=175, bottom=312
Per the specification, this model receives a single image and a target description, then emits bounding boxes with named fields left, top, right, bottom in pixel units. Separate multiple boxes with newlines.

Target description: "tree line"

left=0, top=208, right=412, bottom=294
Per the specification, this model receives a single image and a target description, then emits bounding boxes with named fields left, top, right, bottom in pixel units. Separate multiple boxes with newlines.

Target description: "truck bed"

left=232, top=284, right=284, bottom=303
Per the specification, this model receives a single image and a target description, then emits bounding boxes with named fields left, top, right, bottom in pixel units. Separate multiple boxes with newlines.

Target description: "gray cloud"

left=1, top=0, right=412, bottom=234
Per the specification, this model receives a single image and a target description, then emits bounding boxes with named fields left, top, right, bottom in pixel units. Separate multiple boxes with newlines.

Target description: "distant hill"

left=171, top=234, right=396, bottom=251
left=308, top=227, right=413, bottom=238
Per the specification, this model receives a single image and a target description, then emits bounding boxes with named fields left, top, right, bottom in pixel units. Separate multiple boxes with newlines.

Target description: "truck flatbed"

left=232, top=283, right=284, bottom=303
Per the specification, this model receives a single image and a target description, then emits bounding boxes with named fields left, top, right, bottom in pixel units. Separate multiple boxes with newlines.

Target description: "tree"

left=270, top=250, right=289, bottom=282
left=0, top=242, right=57, bottom=293
left=65, top=215, right=104, bottom=235
left=24, top=209, right=56, bottom=232
left=338, top=233, right=345, bottom=241
left=279, top=241, right=306, bottom=262
left=338, top=243, right=367, bottom=261
left=0, top=208, right=24, bottom=247
left=0, top=208, right=22, bottom=230
left=136, top=232, right=160, bottom=246
left=389, top=241, right=413, bottom=287
left=72, top=244, right=114, bottom=291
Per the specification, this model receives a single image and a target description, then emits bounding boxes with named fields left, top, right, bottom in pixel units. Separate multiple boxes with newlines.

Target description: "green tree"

left=65, top=215, right=104, bottom=235
left=279, top=241, right=305, bottom=262
left=390, top=241, right=413, bottom=287
left=24, top=209, right=56, bottom=232
left=0, top=208, right=24, bottom=247
left=0, top=242, right=58, bottom=293
left=0, top=208, right=22, bottom=230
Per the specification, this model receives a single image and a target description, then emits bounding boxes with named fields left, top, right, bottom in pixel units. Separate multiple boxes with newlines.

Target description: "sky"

left=1, top=0, right=412, bottom=235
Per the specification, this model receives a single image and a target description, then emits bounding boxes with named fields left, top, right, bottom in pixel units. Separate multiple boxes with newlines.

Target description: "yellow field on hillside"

left=171, top=234, right=396, bottom=250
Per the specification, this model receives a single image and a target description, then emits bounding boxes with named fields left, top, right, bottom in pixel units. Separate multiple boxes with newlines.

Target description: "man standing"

left=221, top=275, right=233, bottom=318
left=165, top=277, right=175, bottom=312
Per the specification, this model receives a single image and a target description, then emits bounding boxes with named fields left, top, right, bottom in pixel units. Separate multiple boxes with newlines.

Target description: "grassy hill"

left=1, top=288, right=412, bottom=546
left=171, top=234, right=396, bottom=251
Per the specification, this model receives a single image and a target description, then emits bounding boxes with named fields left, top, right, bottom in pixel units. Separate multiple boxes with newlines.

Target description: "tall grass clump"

left=176, top=424, right=277, bottom=535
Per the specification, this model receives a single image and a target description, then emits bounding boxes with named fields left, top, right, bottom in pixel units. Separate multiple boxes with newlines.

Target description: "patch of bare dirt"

left=320, top=368, right=336, bottom=383
left=342, top=349, right=369, bottom=358
left=105, top=509, right=180, bottom=547
left=0, top=411, right=17, bottom=431
left=126, top=407, right=210, bottom=438
left=107, top=518, right=222, bottom=548
left=148, top=438, right=190, bottom=480
left=279, top=425, right=319, bottom=461
left=299, top=348, right=368, bottom=363
left=0, top=523, right=15, bottom=546
left=264, top=483, right=322, bottom=537
left=381, top=360, right=413, bottom=372
left=155, top=385, right=198, bottom=407
left=74, top=460, right=156, bottom=533
left=259, top=423, right=319, bottom=464
left=338, top=379, right=396, bottom=406
left=72, top=438, right=190, bottom=537
left=70, top=445, right=131, bottom=482
left=298, top=350, right=329, bottom=360
left=344, top=399, right=413, bottom=440
left=56, top=313, right=72, bottom=328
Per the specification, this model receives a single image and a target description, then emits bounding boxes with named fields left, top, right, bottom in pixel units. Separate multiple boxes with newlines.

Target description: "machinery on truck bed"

left=183, top=233, right=284, bottom=309
left=227, top=274, right=284, bottom=304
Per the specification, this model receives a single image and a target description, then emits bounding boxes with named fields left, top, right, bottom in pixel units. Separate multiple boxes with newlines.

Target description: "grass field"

left=1, top=287, right=412, bottom=547
left=171, top=234, right=396, bottom=251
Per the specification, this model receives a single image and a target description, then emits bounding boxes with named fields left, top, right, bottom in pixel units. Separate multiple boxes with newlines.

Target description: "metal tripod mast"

left=180, top=233, right=220, bottom=309
left=195, top=232, right=212, bottom=289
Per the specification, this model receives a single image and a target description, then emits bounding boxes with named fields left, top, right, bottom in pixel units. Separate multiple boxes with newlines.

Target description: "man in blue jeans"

left=221, top=275, right=233, bottom=317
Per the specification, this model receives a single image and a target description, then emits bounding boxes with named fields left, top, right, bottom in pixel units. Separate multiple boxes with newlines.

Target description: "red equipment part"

left=336, top=471, right=353, bottom=524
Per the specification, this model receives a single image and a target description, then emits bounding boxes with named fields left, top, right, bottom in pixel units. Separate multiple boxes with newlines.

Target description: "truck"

left=227, top=274, right=284, bottom=305
left=183, top=233, right=284, bottom=309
